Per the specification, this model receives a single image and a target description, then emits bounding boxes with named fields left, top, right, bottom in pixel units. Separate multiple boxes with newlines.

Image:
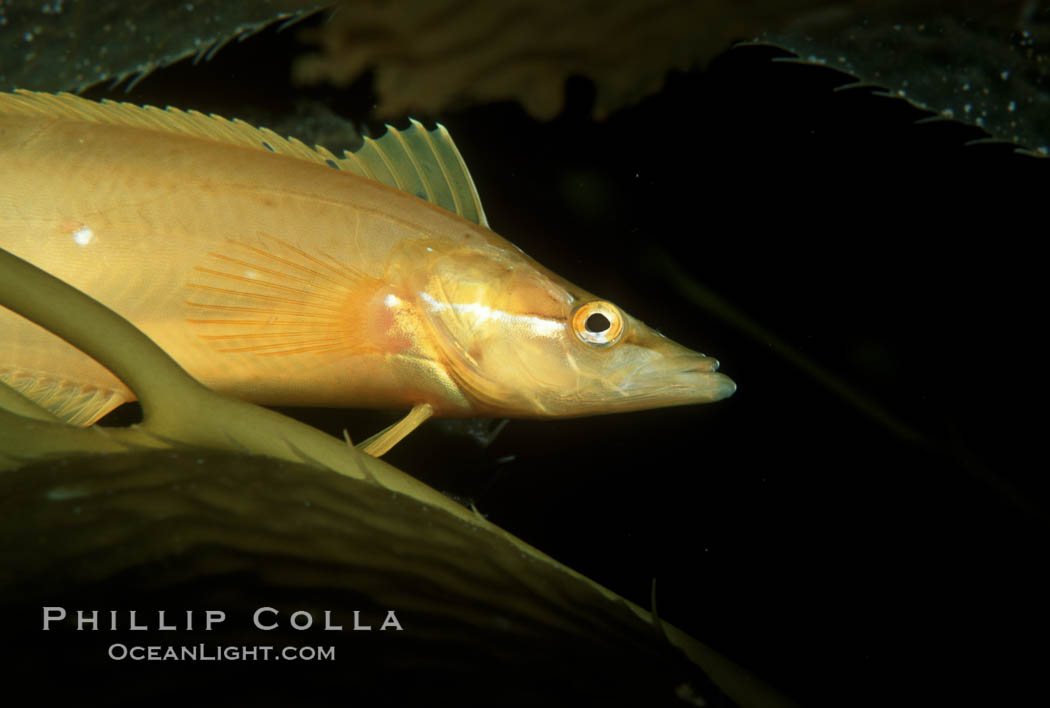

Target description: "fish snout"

left=633, top=353, right=736, bottom=403
left=677, top=365, right=736, bottom=401
left=707, top=371, right=737, bottom=399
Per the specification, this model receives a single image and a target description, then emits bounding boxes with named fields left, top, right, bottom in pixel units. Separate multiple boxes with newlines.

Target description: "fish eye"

left=586, top=312, right=610, bottom=333
left=572, top=301, right=624, bottom=346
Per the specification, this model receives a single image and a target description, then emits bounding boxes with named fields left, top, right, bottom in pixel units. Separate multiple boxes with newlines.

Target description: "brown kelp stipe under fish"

left=0, top=90, right=734, bottom=455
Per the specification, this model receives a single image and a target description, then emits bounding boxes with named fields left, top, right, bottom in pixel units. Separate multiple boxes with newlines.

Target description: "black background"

left=77, top=14, right=1047, bottom=708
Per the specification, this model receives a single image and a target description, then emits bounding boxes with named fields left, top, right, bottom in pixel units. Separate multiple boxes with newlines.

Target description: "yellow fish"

left=0, top=91, right=734, bottom=454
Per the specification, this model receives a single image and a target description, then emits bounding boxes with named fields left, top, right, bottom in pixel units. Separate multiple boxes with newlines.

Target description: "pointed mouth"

left=669, top=356, right=736, bottom=400
left=692, top=370, right=737, bottom=400
left=621, top=354, right=736, bottom=406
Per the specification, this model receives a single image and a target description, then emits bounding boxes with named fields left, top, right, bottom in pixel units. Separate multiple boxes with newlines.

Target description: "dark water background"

left=68, top=16, right=1048, bottom=708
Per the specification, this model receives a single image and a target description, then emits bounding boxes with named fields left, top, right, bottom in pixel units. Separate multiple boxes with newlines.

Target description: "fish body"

left=0, top=91, right=734, bottom=429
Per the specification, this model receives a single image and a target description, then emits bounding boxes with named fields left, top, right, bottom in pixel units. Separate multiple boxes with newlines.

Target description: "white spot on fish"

left=72, top=226, right=93, bottom=246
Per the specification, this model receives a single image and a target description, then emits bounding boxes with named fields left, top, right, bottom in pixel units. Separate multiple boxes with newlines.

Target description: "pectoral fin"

left=359, top=402, right=435, bottom=457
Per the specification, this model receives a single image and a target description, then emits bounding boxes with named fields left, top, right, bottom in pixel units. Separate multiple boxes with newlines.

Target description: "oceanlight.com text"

left=107, top=643, right=336, bottom=661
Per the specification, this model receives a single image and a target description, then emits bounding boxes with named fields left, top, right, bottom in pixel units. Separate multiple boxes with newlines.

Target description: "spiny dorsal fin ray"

left=339, top=120, right=488, bottom=228
left=0, top=370, right=128, bottom=426
left=0, top=90, right=488, bottom=227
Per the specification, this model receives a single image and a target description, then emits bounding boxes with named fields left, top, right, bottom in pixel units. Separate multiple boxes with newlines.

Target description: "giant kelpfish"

left=0, top=90, right=734, bottom=455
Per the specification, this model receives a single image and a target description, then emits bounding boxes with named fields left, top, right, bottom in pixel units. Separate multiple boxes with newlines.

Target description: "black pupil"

left=585, top=312, right=611, bottom=333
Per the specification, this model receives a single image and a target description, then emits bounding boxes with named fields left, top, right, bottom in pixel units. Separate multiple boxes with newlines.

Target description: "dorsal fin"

left=341, top=119, right=488, bottom=227
left=0, top=90, right=488, bottom=227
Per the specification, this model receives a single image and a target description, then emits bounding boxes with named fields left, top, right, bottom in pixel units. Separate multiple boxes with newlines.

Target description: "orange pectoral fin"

left=184, top=232, right=397, bottom=358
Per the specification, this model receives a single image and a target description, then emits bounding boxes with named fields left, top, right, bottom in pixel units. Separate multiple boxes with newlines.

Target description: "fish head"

left=409, top=240, right=736, bottom=418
